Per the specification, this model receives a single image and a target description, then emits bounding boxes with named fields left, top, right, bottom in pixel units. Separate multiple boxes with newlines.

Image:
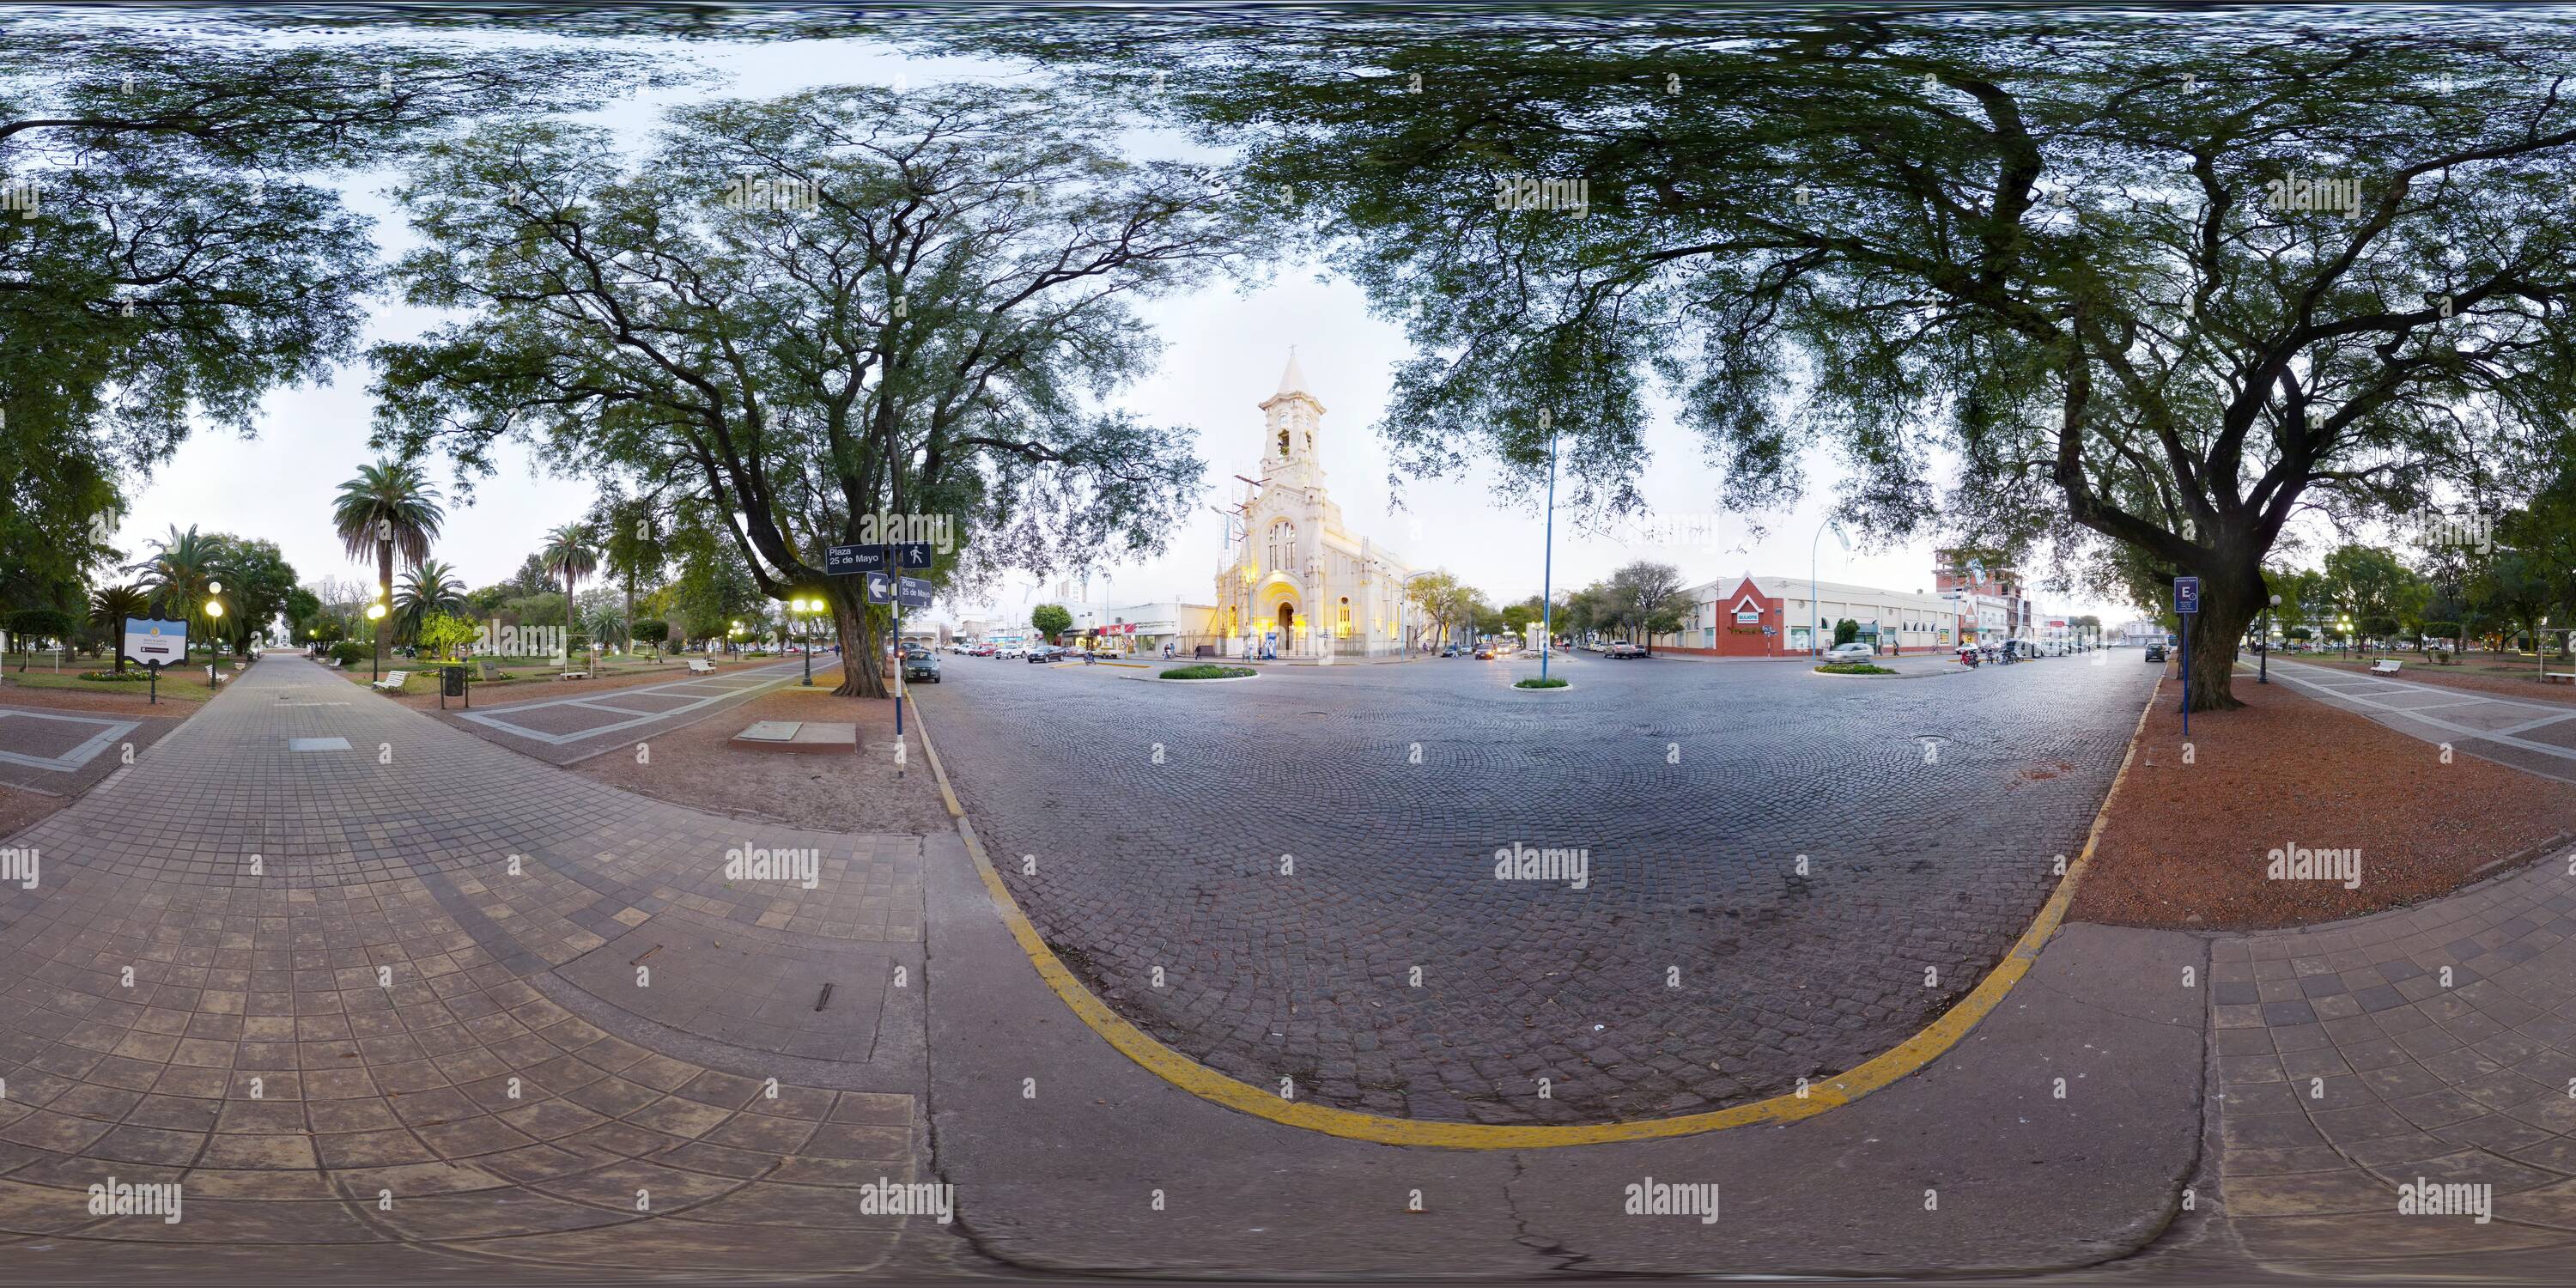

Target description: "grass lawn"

left=2, top=668, right=217, bottom=702
left=1161, top=664, right=1257, bottom=680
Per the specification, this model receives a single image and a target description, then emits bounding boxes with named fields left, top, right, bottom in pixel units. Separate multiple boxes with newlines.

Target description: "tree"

left=413, top=609, right=480, bottom=662
left=541, top=523, right=598, bottom=659
left=0, top=35, right=645, bottom=609
left=3, top=606, right=76, bottom=671
left=394, top=559, right=467, bottom=643
left=1834, top=617, right=1861, bottom=647
left=333, top=457, right=446, bottom=674
left=632, top=618, right=671, bottom=653
left=1032, top=603, right=1074, bottom=644
left=204, top=534, right=297, bottom=654
left=86, top=583, right=147, bottom=671
left=369, top=82, right=1253, bottom=696
left=990, top=14, right=2576, bottom=710
left=1606, top=561, right=1692, bottom=656
left=596, top=493, right=667, bottom=652
left=127, top=524, right=222, bottom=641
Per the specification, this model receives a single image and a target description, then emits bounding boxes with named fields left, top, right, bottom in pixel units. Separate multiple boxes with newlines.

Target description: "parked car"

left=1027, top=645, right=1060, bottom=663
left=999, top=644, right=1026, bottom=659
left=902, top=652, right=941, bottom=683
left=2144, top=642, right=2167, bottom=662
left=1825, top=641, right=1874, bottom=661
left=1604, top=641, right=1645, bottom=659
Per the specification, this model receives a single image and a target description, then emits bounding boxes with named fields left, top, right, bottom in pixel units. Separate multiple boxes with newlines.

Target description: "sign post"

left=2173, top=577, right=2201, bottom=735
left=122, top=617, right=186, bottom=706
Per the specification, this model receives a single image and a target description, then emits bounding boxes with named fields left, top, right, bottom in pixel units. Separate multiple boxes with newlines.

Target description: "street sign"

left=896, top=576, right=933, bottom=611
left=826, top=544, right=890, bottom=576
left=895, top=542, right=935, bottom=570
left=861, top=571, right=895, bottom=605
left=121, top=617, right=185, bottom=666
left=2173, top=576, right=2201, bottom=615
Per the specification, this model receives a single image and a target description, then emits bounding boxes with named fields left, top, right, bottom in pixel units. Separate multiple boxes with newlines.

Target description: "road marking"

left=456, top=661, right=832, bottom=745
left=907, top=675, right=2166, bottom=1147
left=0, top=708, right=140, bottom=773
left=2264, top=662, right=2576, bottom=769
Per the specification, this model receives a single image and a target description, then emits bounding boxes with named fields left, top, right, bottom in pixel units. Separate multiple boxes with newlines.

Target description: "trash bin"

left=441, top=665, right=466, bottom=697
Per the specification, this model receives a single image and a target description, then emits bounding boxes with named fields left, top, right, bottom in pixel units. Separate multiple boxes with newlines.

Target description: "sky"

left=108, top=25, right=2144, bottom=633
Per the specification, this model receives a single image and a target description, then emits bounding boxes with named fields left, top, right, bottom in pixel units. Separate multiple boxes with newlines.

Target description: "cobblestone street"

left=913, top=651, right=2160, bottom=1124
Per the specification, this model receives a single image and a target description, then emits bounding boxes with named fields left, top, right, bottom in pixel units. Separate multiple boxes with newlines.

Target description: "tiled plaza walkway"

left=0, top=657, right=960, bottom=1279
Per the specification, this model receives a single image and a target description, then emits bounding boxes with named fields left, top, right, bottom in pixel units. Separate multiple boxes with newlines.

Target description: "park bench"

left=2547, top=672, right=2576, bottom=685
left=371, top=670, right=408, bottom=693
left=2368, top=659, right=2403, bottom=676
left=476, top=661, right=504, bottom=681
left=556, top=668, right=590, bottom=681
left=688, top=659, right=719, bottom=674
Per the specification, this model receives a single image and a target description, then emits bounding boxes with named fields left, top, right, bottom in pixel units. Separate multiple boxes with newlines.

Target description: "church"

left=1212, top=353, right=1415, bottom=659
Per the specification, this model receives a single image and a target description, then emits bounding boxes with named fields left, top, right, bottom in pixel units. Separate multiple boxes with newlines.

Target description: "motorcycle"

left=1957, top=647, right=1980, bottom=668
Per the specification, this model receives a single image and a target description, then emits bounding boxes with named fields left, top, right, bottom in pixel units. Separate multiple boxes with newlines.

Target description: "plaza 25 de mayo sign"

left=121, top=617, right=186, bottom=666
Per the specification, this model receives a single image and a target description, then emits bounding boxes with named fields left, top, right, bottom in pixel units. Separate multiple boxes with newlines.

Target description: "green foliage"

left=368, top=82, right=1254, bottom=698
left=1031, top=603, right=1074, bottom=642
left=328, top=641, right=368, bottom=667
left=632, top=618, right=670, bottom=649
left=1815, top=662, right=1896, bottom=676
left=413, top=609, right=480, bottom=660
left=1513, top=676, right=1570, bottom=689
left=1833, top=617, right=1861, bottom=646
left=1162, top=664, right=1255, bottom=679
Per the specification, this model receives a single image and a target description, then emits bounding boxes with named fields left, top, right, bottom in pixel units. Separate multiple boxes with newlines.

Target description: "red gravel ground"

left=568, top=685, right=951, bottom=835
left=2072, top=670, right=2576, bottom=930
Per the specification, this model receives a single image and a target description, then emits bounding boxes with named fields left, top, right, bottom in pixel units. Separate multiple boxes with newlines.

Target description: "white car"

left=999, top=644, right=1027, bottom=659
left=1825, top=641, right=1875, bottom=661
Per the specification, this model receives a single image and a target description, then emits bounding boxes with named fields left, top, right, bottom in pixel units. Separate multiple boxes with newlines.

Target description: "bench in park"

left=2547, top=672, right=2576, bottom=686
left=688, top=659, right=719, bottom=674
left=557, top=669, right=590, bottom=681
left=371, top=670, right=408, bottom=693
left=2368, top=659, right=2403, bottom=676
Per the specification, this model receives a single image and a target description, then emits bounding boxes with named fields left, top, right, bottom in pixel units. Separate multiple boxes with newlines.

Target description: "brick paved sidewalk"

left=0, top=656, right=972, bottom=1278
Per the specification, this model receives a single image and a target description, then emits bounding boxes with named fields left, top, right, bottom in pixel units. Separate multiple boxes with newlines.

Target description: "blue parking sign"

left=2173, top=576, right=2200, bottom=615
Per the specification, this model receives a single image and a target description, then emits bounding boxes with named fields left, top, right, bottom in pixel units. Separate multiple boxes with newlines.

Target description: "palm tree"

left=332, top=458, right=446, bottom=677
left=127, top=525, right=225, bottom=651
left=542, top=523, right=599, bottom=665
left=88, top=584, right=149, bottom=672
left=393, top=559, right=467, bottom=643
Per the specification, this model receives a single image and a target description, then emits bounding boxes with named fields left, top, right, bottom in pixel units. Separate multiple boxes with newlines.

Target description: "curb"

left=906, top=677, right=2165, bottom=1149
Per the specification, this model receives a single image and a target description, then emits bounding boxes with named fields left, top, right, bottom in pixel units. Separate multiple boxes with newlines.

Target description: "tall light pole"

left=2261, top=593, right=2278, bottom=683
left=1810, top=518, right=1849, bottom=657
left=792, top=597, right=819, bottom=686
left=1540, top=411, right=1559, bottom=683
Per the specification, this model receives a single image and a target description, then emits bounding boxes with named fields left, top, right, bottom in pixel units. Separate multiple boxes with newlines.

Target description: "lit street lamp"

left=365, top=593, right=388, bottom=681
left=790, top=596, right=824, bottom=686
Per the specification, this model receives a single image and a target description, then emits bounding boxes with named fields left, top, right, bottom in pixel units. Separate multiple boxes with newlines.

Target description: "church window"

left=1266, top=519, right=1297, bottom=573
left=1337, top=597, right=1352, bottom=638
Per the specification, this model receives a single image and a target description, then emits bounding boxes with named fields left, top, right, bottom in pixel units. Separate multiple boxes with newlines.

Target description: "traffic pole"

left=2180, top=613, right=2191, bottom=738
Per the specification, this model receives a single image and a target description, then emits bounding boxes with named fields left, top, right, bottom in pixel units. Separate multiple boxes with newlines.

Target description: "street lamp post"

left=1809, top=519, right=1849, bottom=657
left=791, top=598, right=821, bottom=686
left=204, top=581, right=227, bottom=686
left=1540, top=412, right=1559, bottom=683
left=365, top=594, right=387, bottom=682
left=2262, top=593, right=2278, bottom=683
left=2337, top=614, right=2353, bottom=659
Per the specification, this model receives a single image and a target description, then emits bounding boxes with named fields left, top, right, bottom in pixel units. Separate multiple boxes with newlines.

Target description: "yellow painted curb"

left=905, top=678, right=2163, bottom=1149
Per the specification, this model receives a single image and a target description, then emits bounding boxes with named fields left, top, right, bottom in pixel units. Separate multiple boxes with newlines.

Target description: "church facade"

left=1212, top=354, right=1415, bottom=658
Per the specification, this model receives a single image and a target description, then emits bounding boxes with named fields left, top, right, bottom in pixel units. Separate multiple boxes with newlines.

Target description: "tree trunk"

left=2181, top=559, right=2263, bottom=713
left=623, top=573, right=635, bottom=654
left=827, top=590, right=888, bottom=698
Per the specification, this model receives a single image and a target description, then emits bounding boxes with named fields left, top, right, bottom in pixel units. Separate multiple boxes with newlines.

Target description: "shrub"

left=1814, top=662, right=1895, bottom=675
left=1514, top=677, right=1570, bottom=689
left=1161, top=664, right=1255, bottom=680
left=329, top=641, right=368, bottom=667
